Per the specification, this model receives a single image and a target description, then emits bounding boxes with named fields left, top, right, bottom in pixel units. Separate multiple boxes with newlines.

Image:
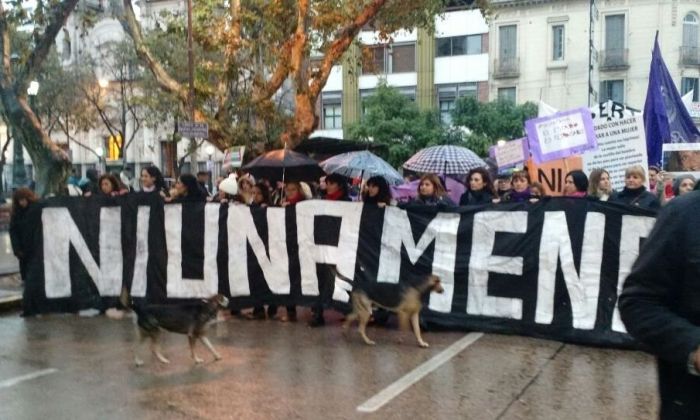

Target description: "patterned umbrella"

left=402, top=145, right=486, bottom=175
left=320, top=151, right=403, bottom=185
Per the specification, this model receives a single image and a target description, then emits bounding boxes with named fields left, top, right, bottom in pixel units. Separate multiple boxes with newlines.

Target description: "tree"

left=0, top=0, right=81, bottom=195
left=347, top=82, right=446, bottom=167
left=34, top=50, right=101, bottom=162
left=118, top=0, right=489, bottom=151
left=78, top=39, right=145, bottom=170
left=452, top=96, right=538, bottom=143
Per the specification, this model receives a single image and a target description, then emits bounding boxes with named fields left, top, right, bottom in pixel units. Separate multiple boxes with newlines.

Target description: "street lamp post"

left=95, top=146, right=105, bottom=174
left=205, top=144, right=215, bottom=191
left=13, top=81, right=39, bottom=190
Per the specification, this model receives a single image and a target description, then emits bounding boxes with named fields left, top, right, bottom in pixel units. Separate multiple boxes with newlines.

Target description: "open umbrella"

left=403, top=145, right=486, bottom=175
left=320, top=150, right=403, bottom=185
left=242, top=148, right=324, bottom=183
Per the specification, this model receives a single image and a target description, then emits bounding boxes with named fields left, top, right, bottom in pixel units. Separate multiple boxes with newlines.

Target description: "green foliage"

left=348, top=83, right=479, bottom=167
left=452, top=96, right=538, bottom=142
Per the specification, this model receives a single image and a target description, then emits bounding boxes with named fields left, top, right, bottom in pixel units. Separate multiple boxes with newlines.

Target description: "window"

left=435, top=35, right=483, bottom=57
left=552, top=25, right=565, bottom=61
left=600, top=80, right=624, bottom=103
left=322, top=92, right=342, bottom=129
left=61, top=29, right=71, bottom=62
left=605, top=14, right=625, bottom=53
left=682, top=77, right=699, bottom=102
left=107, top=134, right=122, bottom=160
left=391, top=44, right=416, bottom=73
left=362, top=44, right=415, bottom=74
left=499, top=25, right=517, bottom=61
left=683, top=13, right=699, bottom=48
left=498, top=87, right=516, bottom=103
left=437, top=83, right=478, bottom=124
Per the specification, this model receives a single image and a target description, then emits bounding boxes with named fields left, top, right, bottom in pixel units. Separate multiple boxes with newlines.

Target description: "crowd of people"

left=8, top=162, right=697, bottom=326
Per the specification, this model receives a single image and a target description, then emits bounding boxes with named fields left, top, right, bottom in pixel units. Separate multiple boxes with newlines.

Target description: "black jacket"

left=459, top=189, right=494, bottom=206
left=619, top=191, right=700, bottom=419
left=610, top=186, right=660, bottom=210
left=9, top=203, right=38, bottom=259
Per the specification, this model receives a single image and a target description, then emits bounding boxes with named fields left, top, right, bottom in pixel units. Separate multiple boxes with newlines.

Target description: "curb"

left=0, top=295, right=21, bottom=313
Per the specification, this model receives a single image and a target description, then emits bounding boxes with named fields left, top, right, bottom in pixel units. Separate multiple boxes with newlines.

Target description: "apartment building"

left=312, top=8, right=490, bottom=139
left=489, top=0, right=700, bottom=113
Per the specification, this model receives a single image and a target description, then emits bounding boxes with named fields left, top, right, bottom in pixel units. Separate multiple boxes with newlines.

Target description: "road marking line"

left=0, top=368, right=58, bottom=389
left=357, top=332, right=484, bottom=413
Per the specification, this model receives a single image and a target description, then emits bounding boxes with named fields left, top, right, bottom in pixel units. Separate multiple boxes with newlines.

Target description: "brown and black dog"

left=120, top=288, right=229, bottom=366
left=331, top=268, right=444, bottom=348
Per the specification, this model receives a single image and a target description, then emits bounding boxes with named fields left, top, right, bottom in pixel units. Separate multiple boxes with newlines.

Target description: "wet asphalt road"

left=0, top=309, right=658, bottom=420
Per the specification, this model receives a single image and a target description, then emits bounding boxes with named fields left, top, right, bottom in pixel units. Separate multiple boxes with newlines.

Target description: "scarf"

left=325, top=189, right=345, bottom=201
left=286, top=193, right=304, bottom=206
left=508, top=188, right=531, bottom=202
left=142, top=185, right=156, bottom=193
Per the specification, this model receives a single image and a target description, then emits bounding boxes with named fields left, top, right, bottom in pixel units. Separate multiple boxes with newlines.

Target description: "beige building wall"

left=489, top=0, right=700, bottom=111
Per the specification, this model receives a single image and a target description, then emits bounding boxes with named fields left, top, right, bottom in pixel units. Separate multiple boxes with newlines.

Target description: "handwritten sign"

left=526, top=108, right=597, bottom=164
left=492, top=138, right=528, bottom=169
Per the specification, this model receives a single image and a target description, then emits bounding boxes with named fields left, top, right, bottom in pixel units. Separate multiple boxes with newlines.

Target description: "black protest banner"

left=24, top=195, right=656, bottom=347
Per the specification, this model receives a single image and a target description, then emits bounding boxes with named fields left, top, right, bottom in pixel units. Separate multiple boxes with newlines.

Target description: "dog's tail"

left=328, top=265, right=355, bottom=286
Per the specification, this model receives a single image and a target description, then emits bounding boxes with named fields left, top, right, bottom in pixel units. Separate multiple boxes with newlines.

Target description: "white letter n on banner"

left=43, top=207, right=123, bottom=298
left=535, top=211, right=605, bottom=330
left=377, top=207, right=460, bottom=313
left=227, top=205, right=289, bottom=296
left=165, top=204, right=219, bottom=298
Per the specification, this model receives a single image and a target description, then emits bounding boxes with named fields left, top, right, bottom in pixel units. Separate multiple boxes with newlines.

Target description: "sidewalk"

left=0, top=273, right=22, bottom=312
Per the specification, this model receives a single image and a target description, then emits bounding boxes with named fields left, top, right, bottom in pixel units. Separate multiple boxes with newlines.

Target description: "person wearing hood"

left=672, top=174, right=696, bottom=198
left=609, top=165, right=660, bottom=210
left=460, top=168, right=496, bottom=206
left=216, top=173, right=241, bottom=203
left=563, top=170, right=589, bottom=198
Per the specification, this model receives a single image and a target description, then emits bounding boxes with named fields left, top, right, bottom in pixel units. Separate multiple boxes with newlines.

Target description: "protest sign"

left=527, top=156, right=582, bottom=196
left=491, top=138, right=528, bottom=169
left=526, top=108, right=597, bottom=164
left=582, top=115, right=648, bottom=190
left=223, top=146, right=246, bottom=170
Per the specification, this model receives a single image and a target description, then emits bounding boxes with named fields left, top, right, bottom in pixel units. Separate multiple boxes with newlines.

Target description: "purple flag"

left=643, top=32, right=700, bottom=166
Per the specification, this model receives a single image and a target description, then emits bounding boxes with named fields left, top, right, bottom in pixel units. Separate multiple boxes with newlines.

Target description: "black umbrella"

left=242, top=148, right=325, bottom=183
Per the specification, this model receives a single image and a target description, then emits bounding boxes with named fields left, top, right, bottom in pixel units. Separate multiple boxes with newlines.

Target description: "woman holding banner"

left=563, top=170, right=589, bottom=198
left=168, top=174, right=208, bottom=203
left=407, top=174, right=455, bottom=208
left=502, top=171, right=536, bottom=203
left=609, top=165, right=660, bottom=210
left=140, top=166, right=168, bottom=198
left=459, top=168, right=497, bottom=206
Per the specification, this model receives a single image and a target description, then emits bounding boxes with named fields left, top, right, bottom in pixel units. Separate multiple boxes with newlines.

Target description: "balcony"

left=680, top=46, right=700, bottom=66
left=599, top=49, right=629, bottom=71
left=493, top=57, right=519, bottom=79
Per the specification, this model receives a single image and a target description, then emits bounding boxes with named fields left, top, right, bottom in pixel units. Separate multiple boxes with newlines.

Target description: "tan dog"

left=333, top=269, right=444, bottom=347
left=121, top=288, right=229, bottom=365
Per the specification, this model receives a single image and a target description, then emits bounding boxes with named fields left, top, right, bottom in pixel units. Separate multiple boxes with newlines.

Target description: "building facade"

left=488, top=0, right=700, bottom=113
left=312, top=8, right=490, bottom=140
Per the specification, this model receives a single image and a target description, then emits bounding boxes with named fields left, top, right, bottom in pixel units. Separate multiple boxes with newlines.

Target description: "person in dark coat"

left=459, top=168, right=496, bottom=206
left=501, top=170, right=535, bottom=203
left=609, top=165, right=660, bottom=210
left=362, top=176, right=393, bottom=207
left=10, top=188, right=40, bottom=316
left=167, top=173, right=208, bottom=203
left=80, top=168, right=100, bottom=197
left=406, top=174, right=455, bottom=208
left=308, top=173, right=351, bottom=327
left=563, top=170, right=589, bottom=197
left=619, top=191, right=700, bottom=419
